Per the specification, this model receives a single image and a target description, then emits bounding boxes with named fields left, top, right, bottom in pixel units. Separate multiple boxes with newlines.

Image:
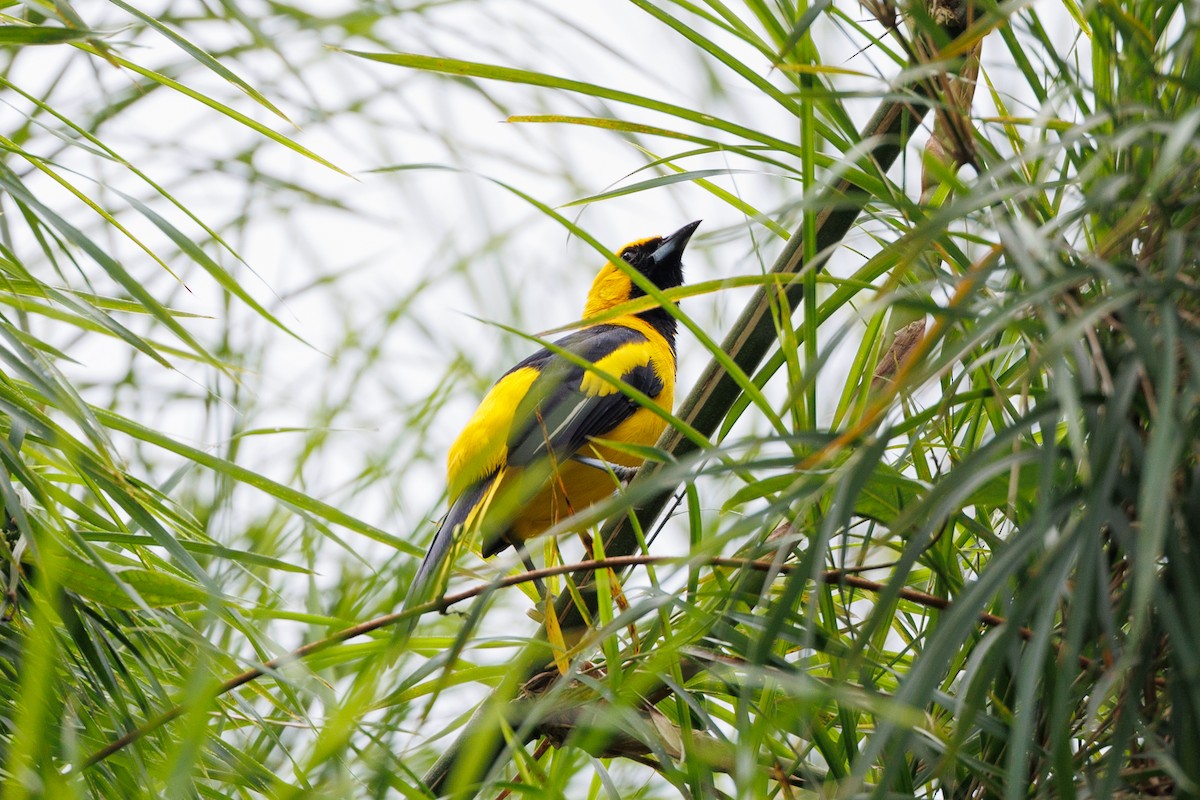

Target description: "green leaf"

left=55, top=557, right=210, bottom=609
left=0, top=24, right=96, bottom=45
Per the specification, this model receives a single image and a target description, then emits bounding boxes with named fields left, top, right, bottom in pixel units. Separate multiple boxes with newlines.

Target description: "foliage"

left=0, top=0, right=1197, bottom=798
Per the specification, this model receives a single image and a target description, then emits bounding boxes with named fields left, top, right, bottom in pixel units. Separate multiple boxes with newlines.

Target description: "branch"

left=82, top=550, right=1048, bottom=771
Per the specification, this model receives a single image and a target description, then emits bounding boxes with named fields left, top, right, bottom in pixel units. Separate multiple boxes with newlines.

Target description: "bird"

left=407, top=221, right=700, bottom=605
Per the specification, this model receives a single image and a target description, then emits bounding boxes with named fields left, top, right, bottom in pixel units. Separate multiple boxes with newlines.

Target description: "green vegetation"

left=0, top=1, right=1196, bottom=797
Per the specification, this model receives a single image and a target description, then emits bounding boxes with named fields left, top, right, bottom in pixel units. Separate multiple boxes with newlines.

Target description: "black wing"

left=505, top=324, right=664, bottom=468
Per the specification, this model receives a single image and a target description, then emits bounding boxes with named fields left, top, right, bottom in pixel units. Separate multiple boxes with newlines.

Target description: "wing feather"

left=506, top=325, right=664, bottom=467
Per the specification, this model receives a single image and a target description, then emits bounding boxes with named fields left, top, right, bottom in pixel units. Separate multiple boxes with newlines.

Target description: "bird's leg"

left=516, top=540, right=573, bottom=674
left=571, top=455, right=638, bottom=483
left=514, top=540, right=547, bottom=599
left=575, top=531, right=639, bottom=651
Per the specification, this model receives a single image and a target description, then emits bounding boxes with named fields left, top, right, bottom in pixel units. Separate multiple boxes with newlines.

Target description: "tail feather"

left=387, top=478, right=495, bottom=660
left=406, top=475, right=496, bottom=608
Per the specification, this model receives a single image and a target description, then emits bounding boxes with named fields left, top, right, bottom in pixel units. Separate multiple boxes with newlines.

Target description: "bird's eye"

left=621, top=249, right=638, bottom=263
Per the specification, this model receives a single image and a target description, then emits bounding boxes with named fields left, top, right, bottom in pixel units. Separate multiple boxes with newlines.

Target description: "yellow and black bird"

left=409, top=221, right=700, bottom=601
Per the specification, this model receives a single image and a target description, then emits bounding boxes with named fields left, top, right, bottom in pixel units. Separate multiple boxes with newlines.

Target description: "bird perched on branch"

left=408, top=221, right=700, bottom=604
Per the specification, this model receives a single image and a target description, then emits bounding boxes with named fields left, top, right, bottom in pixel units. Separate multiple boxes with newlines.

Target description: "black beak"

left=650, top=220, right=701, bottom=267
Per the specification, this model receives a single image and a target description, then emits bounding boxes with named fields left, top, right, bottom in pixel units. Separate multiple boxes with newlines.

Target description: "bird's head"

left=583, top=220, right=700, bottom=319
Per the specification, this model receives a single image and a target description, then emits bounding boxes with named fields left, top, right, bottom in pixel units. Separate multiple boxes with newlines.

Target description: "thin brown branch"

left=81, top=551, right=1080, bottom=770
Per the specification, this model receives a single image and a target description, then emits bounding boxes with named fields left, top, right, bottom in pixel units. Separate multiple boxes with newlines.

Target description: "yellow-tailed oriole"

left=409, top=221, right=700, bottom=601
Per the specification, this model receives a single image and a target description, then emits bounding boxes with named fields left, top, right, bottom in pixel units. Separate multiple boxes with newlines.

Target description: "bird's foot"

left=571, top=456, right=638, bottom=482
